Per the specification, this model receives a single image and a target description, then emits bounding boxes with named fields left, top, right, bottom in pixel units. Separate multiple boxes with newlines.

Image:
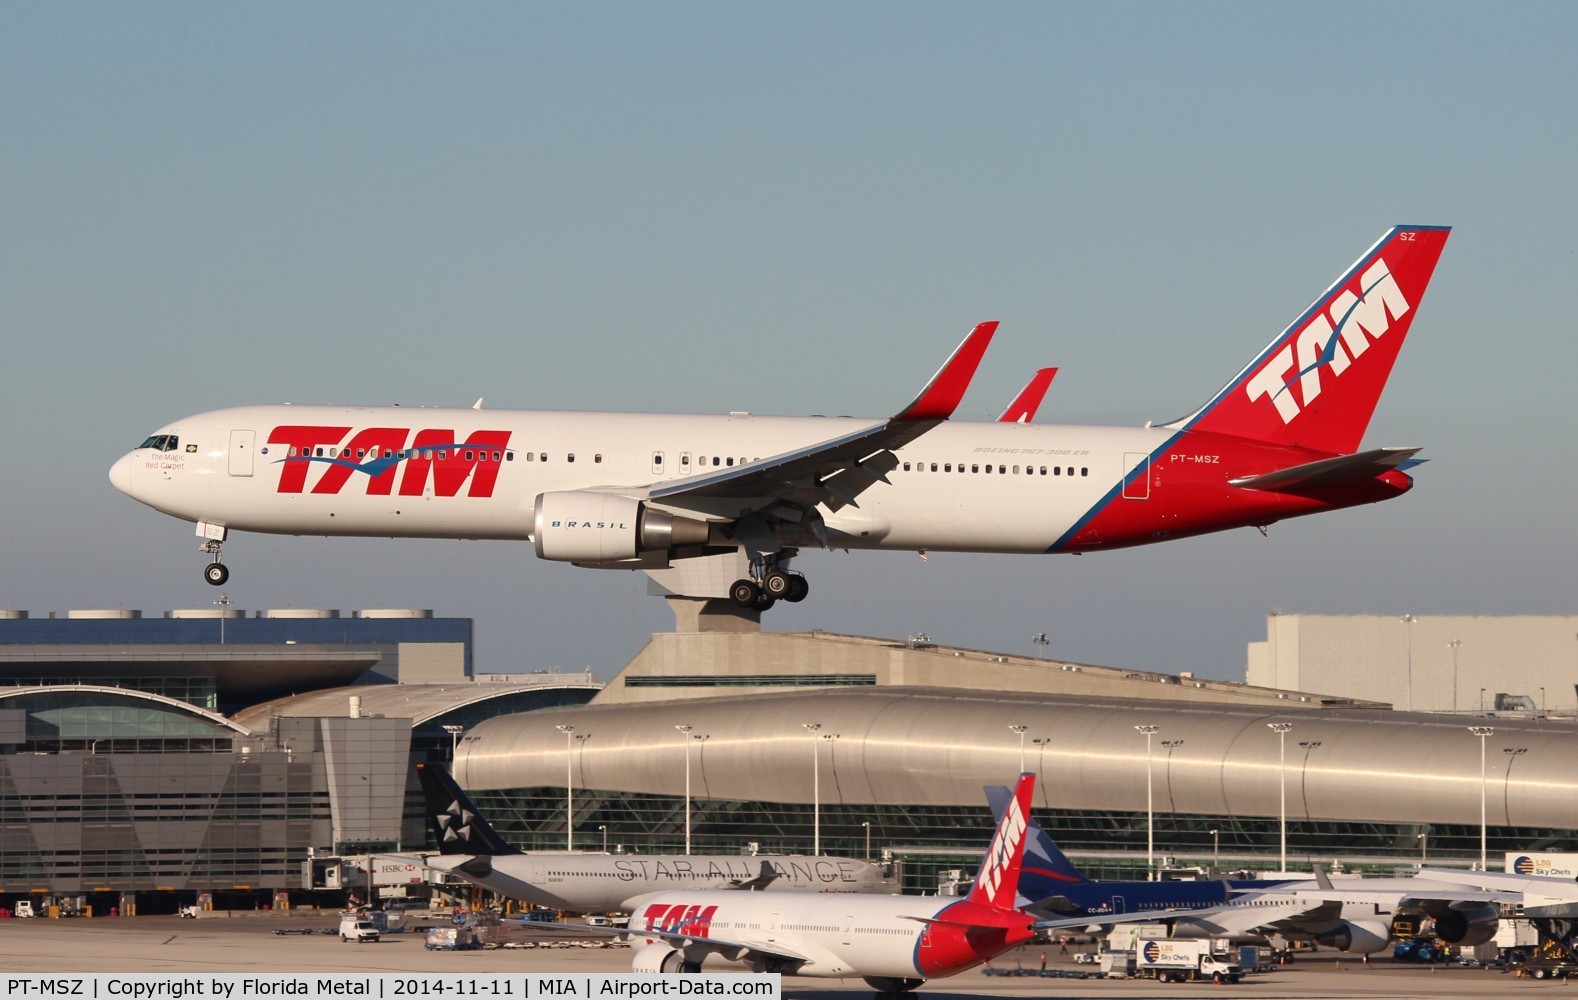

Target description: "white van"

left=340, top=915, right=381, bottom=942
left=14, top=900, right=35, bottom=918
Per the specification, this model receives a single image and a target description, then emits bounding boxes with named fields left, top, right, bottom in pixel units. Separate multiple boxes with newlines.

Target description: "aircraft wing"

left=1418, top=868, right=1576, bottom=900
left=1265, top=886, right=1517, bottom=906
left=1031, top=897, right=1327, bottom=936
left=1229, top=446, right=1422, bottom=492
left=641, top=322, right=997, bottom=516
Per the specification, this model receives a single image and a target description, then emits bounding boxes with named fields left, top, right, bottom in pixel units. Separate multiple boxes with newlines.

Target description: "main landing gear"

left=201, top=540, right=229, bottom=587
left=729, top=568, right=809, bottom=611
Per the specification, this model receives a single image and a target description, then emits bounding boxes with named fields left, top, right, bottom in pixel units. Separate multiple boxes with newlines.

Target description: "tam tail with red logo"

left=967, top=771, right=1035, bottom=910
left=1167, top=226, right=1450, bottom=456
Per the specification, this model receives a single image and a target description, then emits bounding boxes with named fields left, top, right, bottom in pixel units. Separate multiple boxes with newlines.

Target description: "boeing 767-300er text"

left=109, top=226, right=1448, bottom=609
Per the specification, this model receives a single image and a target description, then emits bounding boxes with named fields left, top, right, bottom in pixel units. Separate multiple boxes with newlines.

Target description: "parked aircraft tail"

left=416, top=762, right=520, bottom=856
left=1165, top=226, right=1450, bottom=456
left=967, top=772, right=1036, bottom=910
left=985, top=784, right=1090, bottom=905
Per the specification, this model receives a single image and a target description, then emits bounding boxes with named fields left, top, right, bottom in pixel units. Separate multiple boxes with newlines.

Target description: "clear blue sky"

left=5, top=3, right=1575, bottom=682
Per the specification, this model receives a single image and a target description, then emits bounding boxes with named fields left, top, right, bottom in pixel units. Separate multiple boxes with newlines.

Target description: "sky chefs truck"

left=1134, top=939, right=1242, bottom=984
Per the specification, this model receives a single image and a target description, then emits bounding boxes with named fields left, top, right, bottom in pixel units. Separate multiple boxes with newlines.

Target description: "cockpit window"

left=139, top=434, right=180, bottom=452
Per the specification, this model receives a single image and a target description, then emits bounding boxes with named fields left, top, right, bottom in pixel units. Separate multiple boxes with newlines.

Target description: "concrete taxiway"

left=0, top=913, right=1557, bottom=998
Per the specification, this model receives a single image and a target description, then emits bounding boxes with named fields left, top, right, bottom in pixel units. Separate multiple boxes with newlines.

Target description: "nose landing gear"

left=201, top=540, right=229, bottom=587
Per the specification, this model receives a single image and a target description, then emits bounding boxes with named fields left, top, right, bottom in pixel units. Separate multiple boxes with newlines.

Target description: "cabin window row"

left=287, top=446, right=515, bottom=462
left=902, top=461, right=1089, bottom=477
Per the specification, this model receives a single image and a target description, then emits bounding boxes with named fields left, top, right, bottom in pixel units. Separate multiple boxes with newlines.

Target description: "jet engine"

left=1431, top=902, right=1499, bottom=947
left=631, top=942, right=690, bottom=973
left=533, top=491, right=710, bottom=563
left=1313, top=919, right=1391, bottom=954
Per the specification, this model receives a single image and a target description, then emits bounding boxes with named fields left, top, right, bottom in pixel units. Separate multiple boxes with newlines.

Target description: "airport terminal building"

left=2, top=605, right=1576, bottom=911
left=0, top=609, right=597, bottom=913
left=452, top=624, right=1578, bottom=890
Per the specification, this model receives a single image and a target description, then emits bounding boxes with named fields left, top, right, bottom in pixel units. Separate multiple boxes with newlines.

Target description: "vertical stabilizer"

left=1167, top=226, right=1449, bottom=455
left=416, top=762, right=520, bottom=856
left=968, top=773, right=1036, bottom=910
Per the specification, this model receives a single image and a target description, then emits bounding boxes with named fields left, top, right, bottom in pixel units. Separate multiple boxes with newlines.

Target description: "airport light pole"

left=1134, top=725, right=1158, bottom=878
left=1268, top=723, right=1294, bottom=873
left=1418, top=829, right=1427, bottom=863
left=599, top=825, right=608, bottom=853
left=1009, top=724, right=1028, bottom=772
left=556, top=724, right=576, bottom=851
left=676, top=725, right=694, bottom=854
left=804, top=723, right=822, bottom=855
left=862, top=821, right=872, bottom=861
left=213, top=593, right=231, bottom=645
left=1503, top=746, right=1528, bottom=844
left=441, top=724, right=464, bottom=760
left=1469, top=726, right=1494, bottom=870
left=1210, top=828, right=1219, bottom=869
left=1448, top=639, right=1463, bottom=713
left=1400, top=614, right=1418, bottom=712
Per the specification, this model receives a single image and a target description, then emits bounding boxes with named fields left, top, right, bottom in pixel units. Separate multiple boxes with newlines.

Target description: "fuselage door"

left=229, top=430, right=256, bottom=477
left=1121, top=453, right=1150, bottom=500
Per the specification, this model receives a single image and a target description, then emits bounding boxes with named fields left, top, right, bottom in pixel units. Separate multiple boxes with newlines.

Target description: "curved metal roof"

left=231, top=681, right=601, bottom=732
left=0, top=684, right=247, bottom=733
left=457, top=687, right=1578, bottom=830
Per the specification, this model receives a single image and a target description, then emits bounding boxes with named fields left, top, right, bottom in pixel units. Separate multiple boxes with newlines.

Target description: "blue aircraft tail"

left=985, top=784, right=1089, bottom=902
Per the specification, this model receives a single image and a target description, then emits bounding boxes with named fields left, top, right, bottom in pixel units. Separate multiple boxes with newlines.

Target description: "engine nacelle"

left=631, top=942, right=686, bottom=973
left=1314, top=919, right=1391, bottom=954
left=533, top=491, right=710, bottom=563
left=1433, top=902, right=1499, bottom=946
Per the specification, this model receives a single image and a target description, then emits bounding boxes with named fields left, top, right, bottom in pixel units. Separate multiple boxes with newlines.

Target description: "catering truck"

left=1134, top=939, right=1242, bottom=984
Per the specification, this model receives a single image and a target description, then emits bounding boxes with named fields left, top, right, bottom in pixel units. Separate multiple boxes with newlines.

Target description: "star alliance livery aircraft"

left=110, top=227, right=1448, bottom=609
left=416, top=764, right=895, bottom=913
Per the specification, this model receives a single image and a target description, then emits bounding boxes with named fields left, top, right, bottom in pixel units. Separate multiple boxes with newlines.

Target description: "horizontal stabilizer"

left=1229, top=446, right=1422, bottom=492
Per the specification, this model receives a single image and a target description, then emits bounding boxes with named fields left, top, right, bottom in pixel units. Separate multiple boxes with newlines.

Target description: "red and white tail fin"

left=1165, top=226, right=1450, bottom=456
left=967, top=772, right=1035, bottom=910
left=997, top=368, right=1058, bottom=423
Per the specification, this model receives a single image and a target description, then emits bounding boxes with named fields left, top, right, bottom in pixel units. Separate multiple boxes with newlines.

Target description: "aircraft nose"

left=109, top=453, right=135, bottom=496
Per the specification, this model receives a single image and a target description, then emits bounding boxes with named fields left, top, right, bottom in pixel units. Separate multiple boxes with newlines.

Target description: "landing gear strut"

left=201, top=540, right=229, bottom=587
left=730, top=565, right=809, bottom=610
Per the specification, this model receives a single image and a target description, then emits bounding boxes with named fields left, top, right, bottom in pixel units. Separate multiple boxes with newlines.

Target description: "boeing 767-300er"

left=109, top=226, right=1448, bottom=609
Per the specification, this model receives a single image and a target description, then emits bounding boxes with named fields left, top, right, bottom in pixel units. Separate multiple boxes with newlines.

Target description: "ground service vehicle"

left=339, top=915, right=380, bottom=942
left=1134, top=939, right=1242, bottom=984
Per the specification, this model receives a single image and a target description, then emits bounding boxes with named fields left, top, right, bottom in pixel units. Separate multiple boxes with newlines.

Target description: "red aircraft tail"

left=967, top=772, right=1035, bottom=910
left=1166, top=226, right=1449, bottom=456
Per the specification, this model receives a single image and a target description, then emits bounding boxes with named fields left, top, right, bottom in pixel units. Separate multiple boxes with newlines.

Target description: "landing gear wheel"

left=753, top=593, right=777, bottom=612
left=784, top=575, right=809, bottom=602
left=729, top=579, right=760, bottom=608
left=762, top=569, right=792, bottom=598
left=204, top=563, right=229, bottom=586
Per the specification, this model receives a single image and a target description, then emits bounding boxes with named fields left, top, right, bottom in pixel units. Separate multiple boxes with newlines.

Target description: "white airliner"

left=603, top=773, right=1039, bottom=991
left=109, top=227, right=1449, bottom=608
left=416, top=764, right=895, bottom=912
left=1033, top=865, right=1513, bottom=954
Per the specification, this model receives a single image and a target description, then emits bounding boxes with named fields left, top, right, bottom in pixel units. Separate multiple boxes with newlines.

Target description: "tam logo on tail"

left=1175, top=226, right=1449, bottom=456
left=968, top=772, right=1035, bottom=910
left=1245, top=258, right=1410, bottom=424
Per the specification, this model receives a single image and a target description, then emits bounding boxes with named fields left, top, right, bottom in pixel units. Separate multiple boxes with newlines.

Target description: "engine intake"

left=533, top=491, right=710, bottom=563
left=1314, top=918, right=1391, bottom=954
left=1433, top=902, right=1498, bottom=946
